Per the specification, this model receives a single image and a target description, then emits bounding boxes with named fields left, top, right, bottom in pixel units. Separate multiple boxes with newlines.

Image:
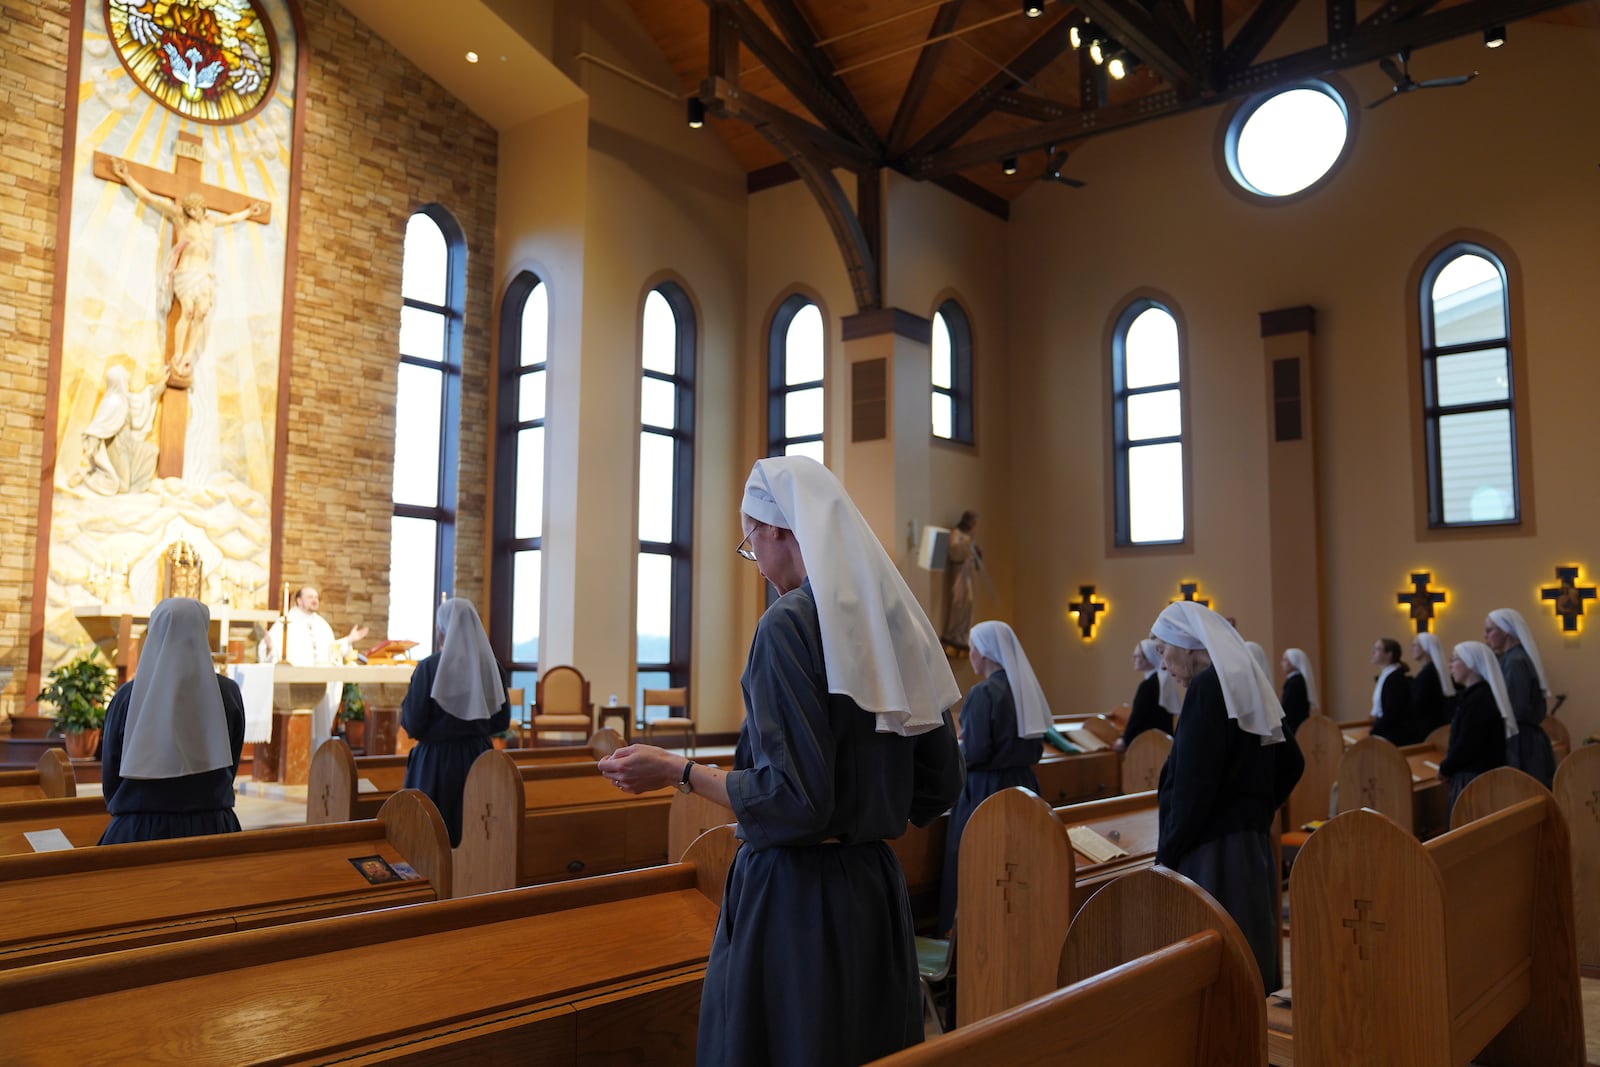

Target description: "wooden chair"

left=642, top=686, right=695, bottom=755
left=1120, top=730, right=1171, bottom=793
left=1553, top=743, right=1600, bottom=975
left=529, top=665, right=594, bottom=743
left=506, top=685, right=527, bottom=736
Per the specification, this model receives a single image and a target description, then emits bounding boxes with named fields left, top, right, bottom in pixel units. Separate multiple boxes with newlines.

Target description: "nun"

left=1484, top=608, right=1556, bottom=787
left=938, top=619, right=1049, bottom=935
left=1115, top=639, right=1179, bottom=752
left=1368, top=637, right=1419, bottom=745
left=1410, top=632, right=1456, bottom=735
left=400, top=597, right=511, bottom=847
left=1149, top=601, right=1303, bottom=992
left=1279, top=648, right=1318, bottom=736
left=1437, top=641, right=1513, bottom=810
left=597, top=455, right=965, bottom=1067
left=98, top=598, right=245, bottom=845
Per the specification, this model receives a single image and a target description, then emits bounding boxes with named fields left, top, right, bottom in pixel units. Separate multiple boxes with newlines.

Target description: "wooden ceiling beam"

left=1221, top=0, right=1304, bottom=75
left=912, top=0, right=1583, bottom=177
left=896, top=11, right=1077, bottom=163
left=1358, top=0, right=1445, bottom=32
left=993, top=89, right=1081, bottom=123
left=1071, top=0, right=1202, bottom=93
left=886, top=0, right=968, bottom=156
left=756, top=0, right=885, bottom=151
left=703, top=77, right=877, bottom=171
left=705, top=0, right=879, bottom=150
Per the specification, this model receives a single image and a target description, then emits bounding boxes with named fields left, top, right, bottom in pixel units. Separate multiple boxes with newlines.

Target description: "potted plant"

left=37, top=652, right=115, bottom=760
left=338, top=682, right=367, bottom=750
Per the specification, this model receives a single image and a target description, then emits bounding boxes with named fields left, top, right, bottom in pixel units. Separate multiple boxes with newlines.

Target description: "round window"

left=1224, top=81, right=1351, bottom=199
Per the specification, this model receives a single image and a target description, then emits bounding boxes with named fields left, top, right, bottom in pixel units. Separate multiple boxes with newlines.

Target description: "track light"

left=1107, top=55, right=1127, bottom=80
left=1069, top=25, right=1081, bottom=49
left=1023, top=0, right=1045, bottom=17
left=1002, top=157, right=1019, bottom=176
left=1483, top=25, right=1506, bottom=48
left=1089, top=38, right=1105, bottom=65
left=687, top=97, right=706, bottom=129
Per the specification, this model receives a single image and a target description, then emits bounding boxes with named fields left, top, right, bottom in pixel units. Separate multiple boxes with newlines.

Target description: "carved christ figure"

left=111, top=156, right=264, bottom=380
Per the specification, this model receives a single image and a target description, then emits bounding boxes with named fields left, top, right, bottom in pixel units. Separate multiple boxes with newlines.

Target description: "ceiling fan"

left=1003, top=145, right=1087, bottom=189
left=1366, top=48, right=1478, bottom=109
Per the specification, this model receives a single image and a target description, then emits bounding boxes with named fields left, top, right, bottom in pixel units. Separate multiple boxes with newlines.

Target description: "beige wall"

left=1006, top=18, right=1600, bottom=734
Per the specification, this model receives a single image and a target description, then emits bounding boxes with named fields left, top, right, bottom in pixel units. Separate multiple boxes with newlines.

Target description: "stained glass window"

left=107, top=0, right=278, bottom=124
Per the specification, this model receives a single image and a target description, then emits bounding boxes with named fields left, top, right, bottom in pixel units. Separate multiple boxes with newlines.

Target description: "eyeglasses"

left=735, top=529, right=758, bottom=562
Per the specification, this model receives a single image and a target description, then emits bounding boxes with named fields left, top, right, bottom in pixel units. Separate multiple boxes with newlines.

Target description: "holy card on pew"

left=24, top=828, right=74, bottom=853
left=357, top=778, right=379, bottom=794
left=1067, top=825, right=1127, bottom=863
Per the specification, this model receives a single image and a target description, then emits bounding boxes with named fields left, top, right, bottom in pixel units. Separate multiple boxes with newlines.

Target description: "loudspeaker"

left=918, top=525, right=950, bottom=571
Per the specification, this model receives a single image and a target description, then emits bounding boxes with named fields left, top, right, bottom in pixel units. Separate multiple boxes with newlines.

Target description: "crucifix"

left=1068, top=584, right=1107, bottom=640
left=1396, top=572, right=1446, bottom=633
left=95, top=131, right=271, bottom=479
left=1175, top=581, right=1210, bottom=608
left=1541, top=566, right=1596, bottom=633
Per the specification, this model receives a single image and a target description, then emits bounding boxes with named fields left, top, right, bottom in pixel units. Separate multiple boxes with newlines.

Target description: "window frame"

left=1108, top=296, right=1192, bottom=551
left=931, top=298, right=975, bottom=445
left=767, top=293, right=825, bottom=459
left=1418, top=242, right=1521, bottom=529
left=636, top=282, right=696, bottom=715
left=391, top=205, right=464, bottom=653
left=489, top=270, right=548, bottom=677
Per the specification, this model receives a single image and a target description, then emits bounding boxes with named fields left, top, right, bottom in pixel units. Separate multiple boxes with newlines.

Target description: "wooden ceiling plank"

left=1221, top=0, right=1305, bottom=75
left=703, top=76, right=877, bottom=171
left=887, top=0, right=968, bottom=155
left=896, top=11, right=1077, bottom=165
left=922, top=0, right=1583, bottom=176
left=1072, top=0, right=1202, bottom=93
left=758, top=0, right=885, bottom=150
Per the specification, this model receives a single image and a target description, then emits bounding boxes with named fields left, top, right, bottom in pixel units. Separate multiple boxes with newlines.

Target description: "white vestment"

left=258, top=607, right=351, bottom=743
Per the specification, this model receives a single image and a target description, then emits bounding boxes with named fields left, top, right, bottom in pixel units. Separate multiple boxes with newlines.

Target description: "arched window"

left=389, top=206, right=464, bottom=652
left=1111, top=300, right=1187, bottom=546
left=767, top=295, right=824, bottom=462
left=931, top=299, right=974, bottom=443
left=637, top=283, right=695, bottom=717
left=1420, top=245, right=1520, bottom=526
left=489, top=272, right=548, bottom=697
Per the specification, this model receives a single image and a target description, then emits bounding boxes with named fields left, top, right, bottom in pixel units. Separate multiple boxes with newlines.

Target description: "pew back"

left=1552, top=743, right=1600, bottom=973
left=0, top=750, right=77, bottom=802
left=1284, top=715, right=1342, bottom=829
left=1121, top=730, right=1171, bottom=793
left=0, top=795, right=110, bottom=856
left=1335, top=736, right=1414, bottom=834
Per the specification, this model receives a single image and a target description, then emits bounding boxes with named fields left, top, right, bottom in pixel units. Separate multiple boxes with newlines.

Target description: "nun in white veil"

left=1148, top=601, right=1303, bottom=993
left=598, top=455, right=965, bottom=1067
left=1409, top=632, right=1456, bottom=735
left=1117, top=638, right=1180, bottom=752
left=1437, top=641, right=1515, bottom=809
left=1279, top=647, right=1318, bottom=735
left=938, top=619, right=1050, bottom=935
left=1484, top=608, right=1556, bottom=786
left=98, top=598, right=246, bottom=845
left=400, top=597, right=510, bottom=847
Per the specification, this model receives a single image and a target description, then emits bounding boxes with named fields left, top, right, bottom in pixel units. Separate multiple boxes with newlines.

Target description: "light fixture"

left=1089, top=38, right=1105, bottom=65
left=1483, top=25, right=1506, bottom=48
left=465, top=50, right=479, bottom=64
left=1107, top=55, right=1127, bottom=80
left=1069, top=25, right=1082, bottom=49
left=1002, top=157, right=1019, bottom=176
left=687, top=97, right=706, bottom=129
left=1024, top=0, right=1046, bottom=17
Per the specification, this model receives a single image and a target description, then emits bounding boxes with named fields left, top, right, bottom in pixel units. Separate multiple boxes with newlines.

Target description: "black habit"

left=1279, top=673, right=1311, bottom=736
left=1120, top=672, right=1174, bottom=748
left=401, top=652, right=512, bottom=847
left=938, top=669, right=1042, bottom=935
left=1368, top=666, right=1422, bottom=746
left=1437, top=679, right=1507, bottom=812
left=1498, top=643, right=1555, bottom=787
left=1157, top=666, right=1302, bottom=992
left=98, top=673, right=245, bottom=845
left=699, top=580, right=965, bottom=1067
left=1409, top=662, right=1455, bottom=736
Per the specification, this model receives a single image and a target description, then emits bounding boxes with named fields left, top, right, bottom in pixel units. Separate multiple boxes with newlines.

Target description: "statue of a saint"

left=70, top=364, right=165, bottom=495
left=111, top=156, right=264, bottom=381
left=942, top=510, right=982, bottom=649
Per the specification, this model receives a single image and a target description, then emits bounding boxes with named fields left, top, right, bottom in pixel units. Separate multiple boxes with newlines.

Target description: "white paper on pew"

left=24, top=828, right=74, bottom=852
left=1423, top=760, right=1439, bottom=770
left=357, top=778, right=379, bottom=794
left=1342, top=733, right=1360, bottom=745
left=1068, top=825, right=1128, bottom=863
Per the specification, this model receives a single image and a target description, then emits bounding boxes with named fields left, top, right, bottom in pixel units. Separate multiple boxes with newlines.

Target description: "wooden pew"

left=1335, top=717, right=1373, bottom=744
left=1283, top=715, right=1342, bottom=832
left=956, top=786, right=1159, bottom=1024
left=0, top=750, right=76, bottom=802
left=1334, top=735, right=1414, bottom=833
left=306, top=729, right=625, bottom=824
left=453, top=749, right=721, bottom=896
left=872, top=867, right=1264, bottom=1066
left=1553, top=742, right=1599, bottom=976
left=1279, top=767, right=1582, bottom=1066
left=0, top=826, right=738, bottom=1066
left=0, top=796, right=110, bottom=856
left=1120, top=730, right=1171, bottom=793
left=0, top=790, right=450, bottom=970
left=1543, top=715, right=1572, bottom=767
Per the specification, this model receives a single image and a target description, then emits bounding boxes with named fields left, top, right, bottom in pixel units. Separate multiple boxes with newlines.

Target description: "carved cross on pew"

left=93, top=131, right=271, bottom=479
left=1068, top=585, right=1107, bottom=640
left=319, top=782, right=333, bottom=820
left=1360, top=776, right=1378, bottom=809
left=995, top=862, right=1028, bottom=914
left=480, top=802, right=493, bottom=840
left=1342, top=898, right=1388, bottom=961
left=1175, top=581, right=1210, bottom=608
left=1396, top=572, right=1446, bottom=634
left=1586, top=790, right=1600, bottom=823
left=1541, top=566, right=1596, bottom=633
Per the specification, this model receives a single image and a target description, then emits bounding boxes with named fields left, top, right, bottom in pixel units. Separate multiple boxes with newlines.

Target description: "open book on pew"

left=1062, top=728, right=1109, bottom=753
left=1066, top=825, right=1127, bottom=864
left=1043, top=727, right=1082, bottom=755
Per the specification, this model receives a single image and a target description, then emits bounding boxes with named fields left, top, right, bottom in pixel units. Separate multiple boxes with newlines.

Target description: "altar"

left=73, top=604, right=281, bottom=683
left=232, top=663, right=415, bottom=784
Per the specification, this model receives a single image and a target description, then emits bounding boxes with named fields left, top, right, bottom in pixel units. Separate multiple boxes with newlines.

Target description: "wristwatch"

left=677, top=759, right=695, bottom=794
